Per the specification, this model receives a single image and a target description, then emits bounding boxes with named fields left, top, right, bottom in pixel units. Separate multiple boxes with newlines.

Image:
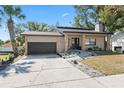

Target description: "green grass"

left=0, top=53, right=14, bottom=61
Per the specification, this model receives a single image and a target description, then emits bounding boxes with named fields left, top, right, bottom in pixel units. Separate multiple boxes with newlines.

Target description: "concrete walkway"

left=0, top=54, right=123, bottom=88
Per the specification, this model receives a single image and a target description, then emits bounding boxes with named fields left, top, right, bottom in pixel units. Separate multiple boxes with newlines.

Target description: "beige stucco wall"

left=25, top=35, right=65, bottom=54
left=64, top=33, right=106, bottom=51
left=64, top=33, right=82, bottom=51
left=24, top=33, right=111, bottom=55
left=85, top=34, right=105, bottom=50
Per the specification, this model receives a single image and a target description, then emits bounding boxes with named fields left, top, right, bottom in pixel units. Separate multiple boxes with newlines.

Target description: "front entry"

left=71, top=38, right=80, bottom=49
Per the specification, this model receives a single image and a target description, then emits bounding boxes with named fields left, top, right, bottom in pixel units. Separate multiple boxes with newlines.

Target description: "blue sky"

left=0, top=5, right=75, bottom=41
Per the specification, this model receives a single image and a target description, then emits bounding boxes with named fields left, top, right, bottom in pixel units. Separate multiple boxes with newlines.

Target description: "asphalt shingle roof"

left=57, top=26, right=94, bottom=30
left=22, top=31, right=63, bottom=36
left=22, top=26, right=113, bottom=36
left=57, top=26, right=113, bottom=34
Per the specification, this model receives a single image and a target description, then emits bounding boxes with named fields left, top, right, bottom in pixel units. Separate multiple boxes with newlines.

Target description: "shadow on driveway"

left=0, top=61, right=35, bottom=77
left=0, top=54, right=60, bottom=77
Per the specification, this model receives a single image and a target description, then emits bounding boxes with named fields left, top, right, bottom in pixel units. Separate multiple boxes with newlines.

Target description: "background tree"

left=72, top=5, right=96, bottom=29
left=73, top=5, right=124, bottom=32
left=47, top=21, right=60, bottom=32
left=38, top=23, right=48, bottom=32
left=26, top=21, right=39, bottom=31
left=5, top=40, right=10, bottom=44
left=14, top=23, right=26, bottom=46
left=25, top=21, right=48, bottom=32
left=25, top=21, right=58, bottom=32
left=0, top=39, right=4, bottom=46
left=0, top=5, right=25, bottom=57
left=47, top=24, right=58, bottom=32
left=96, top=6, right=124, bottom=32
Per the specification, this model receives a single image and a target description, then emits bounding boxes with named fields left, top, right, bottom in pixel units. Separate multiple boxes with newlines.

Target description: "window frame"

left=85, top=38, right=96, bottom=46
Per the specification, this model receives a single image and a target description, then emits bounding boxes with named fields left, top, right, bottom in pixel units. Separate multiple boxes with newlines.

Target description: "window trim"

left=85, top=38, right=96, bottom=46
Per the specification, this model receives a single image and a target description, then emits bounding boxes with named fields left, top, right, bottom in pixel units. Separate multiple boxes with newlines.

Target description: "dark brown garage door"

left=28, top=42, right=56, bottom=55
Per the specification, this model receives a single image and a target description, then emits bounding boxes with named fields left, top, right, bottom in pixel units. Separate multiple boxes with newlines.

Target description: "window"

left=85, top=38, right=96, bottom=46
left=71, top=38, right=75, bottom=45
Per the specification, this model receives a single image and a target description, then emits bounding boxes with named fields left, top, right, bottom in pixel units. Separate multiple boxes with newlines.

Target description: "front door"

left=71, top=38, right=80, bottom=49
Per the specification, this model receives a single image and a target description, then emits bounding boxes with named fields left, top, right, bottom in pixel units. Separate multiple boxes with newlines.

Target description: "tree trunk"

left=7, top=18, right=18, bottom=57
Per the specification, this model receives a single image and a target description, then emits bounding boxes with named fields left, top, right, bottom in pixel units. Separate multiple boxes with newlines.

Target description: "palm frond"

left=17, top=15, right=26, bottom=19
left=14, top=6, right=26, bottom=19
left=2, top=5, right=14, bottom=16
left=1, top=5, right=26, bottom=20
left=15, top=7, right=22, bottom=15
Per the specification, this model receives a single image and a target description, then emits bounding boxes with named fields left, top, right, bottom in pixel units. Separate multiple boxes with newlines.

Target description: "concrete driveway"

left=0, top=54, right=102, bottom=88
left=0, top=54, right=123, bottom=88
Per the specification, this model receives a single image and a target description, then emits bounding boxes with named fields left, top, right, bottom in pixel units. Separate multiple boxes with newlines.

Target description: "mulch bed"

left=68, top=59, right=105, bottom=77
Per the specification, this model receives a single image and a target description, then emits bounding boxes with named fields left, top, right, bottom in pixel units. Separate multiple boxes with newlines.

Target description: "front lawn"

left=82, top=54, right=124, bottom=75
left=0, top=54, right=13, bottom=61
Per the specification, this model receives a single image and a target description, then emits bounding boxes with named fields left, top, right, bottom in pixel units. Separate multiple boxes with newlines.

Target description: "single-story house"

left=0, top=47, right=13, bottom=53
left=0, top=42, right=13, bottom=53
left=111, top=31, right=124, bottom=52
left=22, top=22, right=112, bottom=55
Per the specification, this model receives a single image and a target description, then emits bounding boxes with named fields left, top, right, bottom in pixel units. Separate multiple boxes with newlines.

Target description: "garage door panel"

left=28, top=42, right=56, bottom=54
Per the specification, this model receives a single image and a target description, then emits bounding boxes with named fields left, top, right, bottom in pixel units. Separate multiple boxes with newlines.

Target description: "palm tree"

left=27, top=21, right=38, bottom=31
left=26, top=21, right=48, bottom=32
left=38, top=23, right=48, bottom=32
left=0, top=5, right=25, bottom=57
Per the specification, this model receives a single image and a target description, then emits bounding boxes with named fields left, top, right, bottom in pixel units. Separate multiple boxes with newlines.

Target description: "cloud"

left=62, top=13, right=69, bottom=17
